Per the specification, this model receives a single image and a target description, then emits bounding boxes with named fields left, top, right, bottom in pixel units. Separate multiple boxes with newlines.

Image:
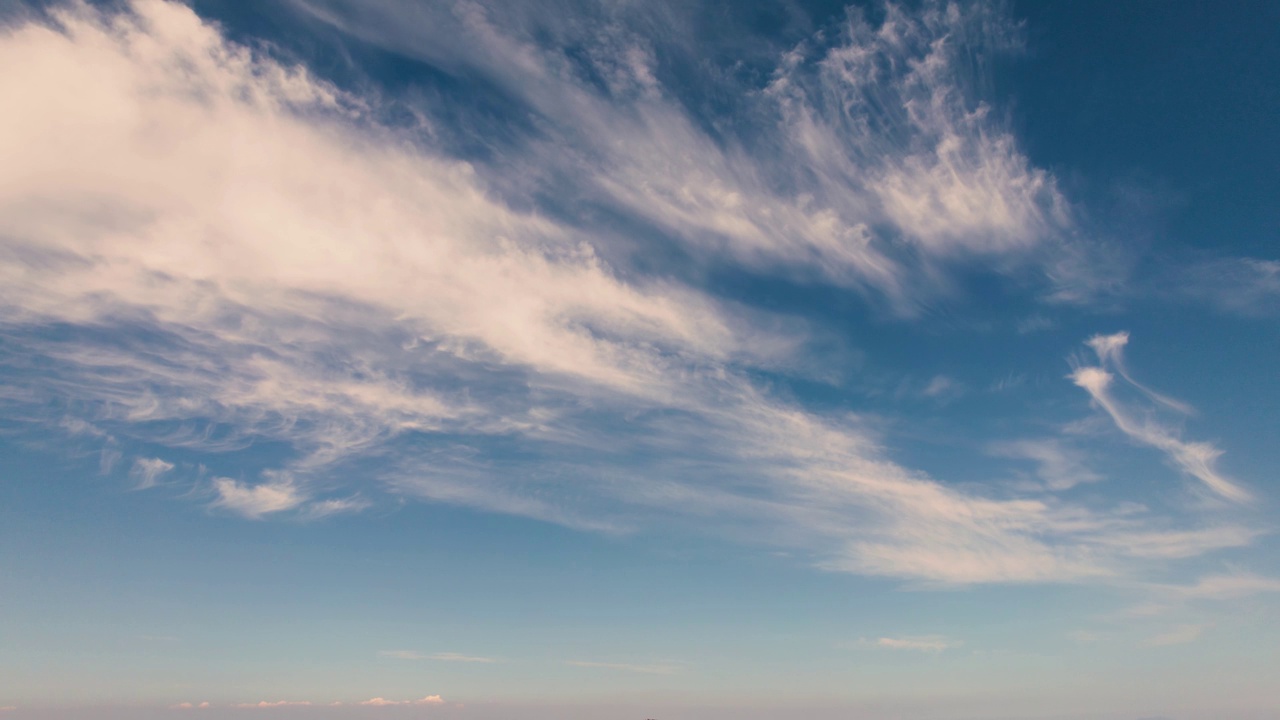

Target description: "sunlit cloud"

left=0, top=0, right=1260, bottom=590
left=130, top=456, right=175, bottom=490
left=359, top=696, right=444, bottom=706
left=567, top=660, right=680, bottom=675
left=867, top=635, right=960, bottom=653
left=1071, top=332, right=1248, bottom=502
left=377, top=650, right=425, bottom=660
left=1143, top=623, right=1207, bottom=647
left=429, top=652, right=498, bottom=663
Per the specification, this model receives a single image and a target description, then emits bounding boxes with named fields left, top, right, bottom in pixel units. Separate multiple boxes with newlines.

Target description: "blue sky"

left=1, top=1, right=1278, bottom=718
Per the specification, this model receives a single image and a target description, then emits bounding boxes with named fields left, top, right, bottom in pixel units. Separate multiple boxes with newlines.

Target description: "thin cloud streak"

left=868, top=635, right=959, bottom=652
left=566, top=660, right=680, bottom=675
left=130, top=456, right=175, bottom=490
left=1071, top=333, right=1249, bottom=502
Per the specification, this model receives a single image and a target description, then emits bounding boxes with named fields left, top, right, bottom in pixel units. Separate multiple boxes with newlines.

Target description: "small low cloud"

left=429, top=652, right=497, bottom=663
left=131, top=457, right=175, bottom=490
left=1069, top=630, right=1103, bottom=644
left=1016, top=315, right=1055, bottom=334
left=866, top=635, right=959, bottom=653
left=1129, top=571, right=1280, bottom=616
left=921, top=374, right=962, bottom=399
left=232, top=701, right=313, bottom=708
left=360, top=696, right=444, bottom=706
left=989, top=438, right=1101, bottom=490
left=302, top=496, right=370, bottom=519
left=378, top=650, right=425, bottom=660
left=170, top=702, right=210, bottom=710
left=566, top=660, right=679, bottom=675
left=1144, top=623, right=1207, bottom=647
left=212, top=475, right=305, bottom=518
left=1175, top=257, right=1280, bottom=316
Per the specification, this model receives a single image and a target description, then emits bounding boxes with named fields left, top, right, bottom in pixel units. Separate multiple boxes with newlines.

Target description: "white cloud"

left=1174, top=257, right=1280, bottom=315
left=294, top=0, right=1075, bottom=306
left=989, top=439, right=1101, bottom=491
left=170, top=702, right=210, bottom=710
left=1071, top=333, right=1248, bottom=502
left=1126, top=571, right=1280, bottom=617
left=1176, top=572, right=1280, bottom=600
left=130, top=456, right=175, bottom=489
left=921, top=375, right=959, bottom=399
left=301, top=496, right=371, bottom=519
left=359, top=696, right=443, bottom=706
left=1143, top=623, right=1207, bottom=647
left=377, top=650, right=425, bottom=660
left=212, top=475, right=305, bottom=519
left=0, top=1, right=1258, bottom=589
left=566, top=660, right=679, bottom=675
left=1085, top=331, right=1193, bottom=414
left=868, top=635, right=959, bottom=653
left=429, top=652, right=497, bottom=663
left=232, top=701, right=313, bottom=708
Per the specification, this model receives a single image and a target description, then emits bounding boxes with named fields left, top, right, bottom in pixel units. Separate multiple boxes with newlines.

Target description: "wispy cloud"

left=1071, top=332, right=1248, bottom=502
left=989, top=438, right=1102, bottom=491
left=0, top=1, right=1258, bottom=589
left=1129, top=571, right=1280, bottom=616
left=301, top=496, right=371, bottom=520
left=294, top=0, right=1074, bottom=305
left=867, top=635, right=960, bottom=653
left=1143, top=623, right=1207, bottom=647
left=566, top=660, right=680, bottom=675
left=130, top=456, right=175, bottom=490
left=429, top=652, right=498, bottom=663
left=377, top=650, right=425, bottom=660
left=378, top=650, right=497, bottom=663
left=169, top=702, right=209, bottom=710
left=212, top=475, right=306, bottom=519
left=360, top=696, right=444, bottom=707
left=1173, top=257, right=1280, bottom=316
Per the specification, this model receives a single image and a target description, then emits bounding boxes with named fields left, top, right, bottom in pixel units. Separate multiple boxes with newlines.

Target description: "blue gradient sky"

left=1, top=1, right=1278, bottom=718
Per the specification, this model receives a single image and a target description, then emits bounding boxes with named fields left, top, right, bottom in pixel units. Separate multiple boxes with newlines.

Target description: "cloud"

left=1126, top=571, right=1280, bottom=617
left=921, top=375, right=961, bottom=399
left=989, top=439, right=1101, bottom=491
left=301, top=496, right=371, bottom=519
left=868, top=635, right=959, bottom=653
left=212, top=475, right=306, bottom=518
left=359, top=696, right=444, bottom=706
left=429, top=652, right=498, bottom=663
left=566, top=660, right=679, bottom=675
left=1143, top=623, right=1207, bottom=647
left=1085, top=332, right=1192, bottom=414
left=377, top=650, right=425, bottom=660
left=130, top=456, right=175, bottom=489
left=379, top=649, right=495, bottom=663
left=1174, top=257, right=1280, bottom=315
left=293, top=0, right=1075, bottom=304
left=170, top=702, right=210, bottom=710
left=0, top=0, right=1258, bottom=588
left=1071, top=333, right=1248, bottom=502
left=232, top=701, right=313, bottom=708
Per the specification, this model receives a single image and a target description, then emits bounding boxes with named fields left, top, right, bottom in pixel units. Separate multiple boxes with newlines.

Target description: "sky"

left=0, top=0, right=1278, bottom=718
